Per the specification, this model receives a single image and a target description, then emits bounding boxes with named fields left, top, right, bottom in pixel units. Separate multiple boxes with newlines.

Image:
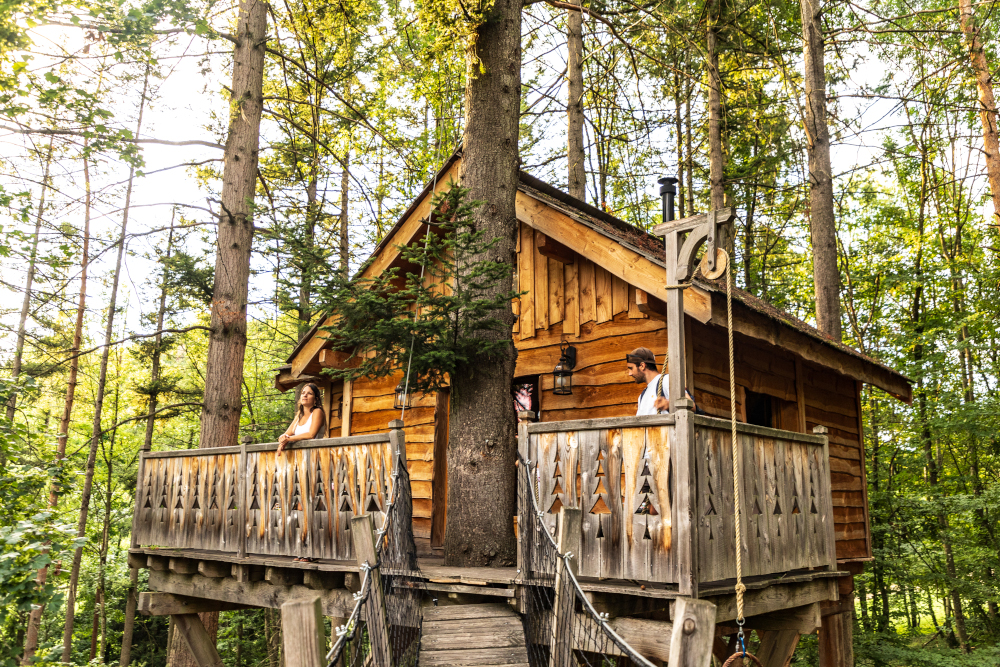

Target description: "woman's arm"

left=282, top=409, right=325, bottom=443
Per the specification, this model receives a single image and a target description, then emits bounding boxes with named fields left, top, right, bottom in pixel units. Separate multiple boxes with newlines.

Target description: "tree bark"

left=443, top=0, right=521, bottom=567
left=673, top=68, right=685, bottom=218
left=120, top=214, right=176, bottom=667
left=22, top=138, right=86, bottom=665
left=959, top=0, right=1000, bottom=229
left=567, top=0, right=585, bottom=201
left=7, top=138, right=53, bottom=422
left=340, top=154, right=349, bottom=276
left=198, top=0, right=267, bottom=450
left=62, top=71, right=149, bottom=661
left=706, top=18, right=724, bottom=212
left=800, top=0, right=841, bottom=340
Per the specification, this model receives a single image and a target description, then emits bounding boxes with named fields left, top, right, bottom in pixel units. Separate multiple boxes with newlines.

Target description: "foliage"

left=315, top=182, right=519, bottom=394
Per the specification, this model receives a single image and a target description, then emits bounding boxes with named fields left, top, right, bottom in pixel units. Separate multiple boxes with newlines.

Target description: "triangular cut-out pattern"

left=226, top=468, right=237, bottom=510
left=249, top=462, right=260, bottom=510
left=314, top=459, right=327, bottom=512
left=590, top=496, right=611, bottom=514
left=642, top=517, right=652, bottom=540
left=633, top=452, right=660, bottom=517
left=705, top=443, right=717, bottom=516
left=548, top=497, right=564, bottom=515
left=596, top=520, right=604, bottom=539
left=291, top=467, right=303, bottom=511
left=552, top=479, right=564, bottom=495
left=270, top=471, right=281, bottom=511
left=209, top=468, right=220, bottom=510
left=809, top=467, right=819, bottom=514
left=158, top=468, right=169, bottom=509
left=593, top=477, right=608, bottom=496
left=192, top=467, right=201, bottom=510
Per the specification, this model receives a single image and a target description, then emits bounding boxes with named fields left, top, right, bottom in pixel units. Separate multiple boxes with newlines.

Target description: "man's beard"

left=634, top=374, right=645, bottom=385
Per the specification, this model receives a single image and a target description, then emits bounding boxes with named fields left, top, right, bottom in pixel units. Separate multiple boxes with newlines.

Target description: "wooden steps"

left=419, top=602, right=530, bottom=667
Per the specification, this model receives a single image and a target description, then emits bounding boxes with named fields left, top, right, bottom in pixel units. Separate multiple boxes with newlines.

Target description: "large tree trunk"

left=800, top=0, right=841, bottom=340
left=62, top=74, right=149, bottom=660
left=959, top=0, right=1000, bottom=229
left=340, top=154, right=350, bottom=275
left=7, top=139, right=53, bottom=423
left=706, top=19, right=724, bottom=212
left=198, top=0, right=267, bottom=450
left=443, top=0, right=521, bottom=568
left=673, top=68, right=685, bottom=218
left=120, top=216, right=175, bottom=667
left=566, top=0, right=585, bottom=201
left=22, top=138, right=84, bottom=665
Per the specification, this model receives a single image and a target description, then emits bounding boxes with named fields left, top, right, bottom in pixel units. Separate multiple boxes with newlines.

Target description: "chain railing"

left=327, top=437, right=424, bottom=667
left=517, top=452, right=657, bottom=667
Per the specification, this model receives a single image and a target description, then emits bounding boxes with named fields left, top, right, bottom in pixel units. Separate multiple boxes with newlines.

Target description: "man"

left=626, top=347, right=669, bottom=415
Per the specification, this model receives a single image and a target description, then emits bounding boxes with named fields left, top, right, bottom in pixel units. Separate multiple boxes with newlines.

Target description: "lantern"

left=393, top=381, right=411, bottom=410
left=552, top=343, right=577, bottom=396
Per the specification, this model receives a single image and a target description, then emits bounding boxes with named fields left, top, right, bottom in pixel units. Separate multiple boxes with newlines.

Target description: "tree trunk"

left=958, top=0, right=1000, bottom=229
left=800, top=0, right=841, bottom=340
left=22, top=138, right=88, bottom=665
left=120, top=215, right=175, bottom=667
left=340, top=155, right=350, bottom=276
left=567, top=0, right=585, bottom=201
left=198, top=0, right=267, bottom=450
left=7, top=138, right=53, bottom=422
left=685, top=81, right=694, bottom=215
left=62, top=71, right=149, bottom=660
left=706, top=17, right=724, bottom=212
left=443, top=0, right=521, bottom=568
left=673, top=68, right=685, bottom=218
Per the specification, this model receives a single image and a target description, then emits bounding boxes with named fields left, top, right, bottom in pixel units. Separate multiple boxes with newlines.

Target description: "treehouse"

left=129, top=150, right=912, bottom=667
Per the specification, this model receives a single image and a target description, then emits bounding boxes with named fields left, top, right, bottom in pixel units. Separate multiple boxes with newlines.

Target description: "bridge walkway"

left=419, top=602, right=530, bottom=667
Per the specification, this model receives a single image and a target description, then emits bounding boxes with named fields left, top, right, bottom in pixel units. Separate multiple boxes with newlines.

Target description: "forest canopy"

left=1, top=0, right=1000, bottom=663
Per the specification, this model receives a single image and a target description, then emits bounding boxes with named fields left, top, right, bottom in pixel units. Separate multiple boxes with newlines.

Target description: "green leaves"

left=316, top=182, right=519, bottom=394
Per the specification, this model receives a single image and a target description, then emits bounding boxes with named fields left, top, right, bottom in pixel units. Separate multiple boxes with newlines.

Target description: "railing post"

left=549, top=507, right=582, bottom=667
left=674, top=403, right=699, bottom=597
left=281, top=596, right=325, bottom=667
left=668, top=598, right=716, bottom=667
left=238, top=438, right=248, bottom=559
left=517, top=412, right=534, bottom=578
left=388, top=419, right=417, bottom=571
left=130, top=450, right=147, bottom=550
left=351, top=513, right=391, bottom=667
left=813, top=425, right=838, bottom=572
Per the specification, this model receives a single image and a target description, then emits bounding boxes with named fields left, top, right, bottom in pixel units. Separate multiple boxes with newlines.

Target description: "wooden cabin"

left=128, top=151, right=911, bottom=667
left=276, top=151, right=909, bottom=571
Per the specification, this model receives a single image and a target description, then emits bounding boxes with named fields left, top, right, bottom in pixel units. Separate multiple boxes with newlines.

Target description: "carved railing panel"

left=132, top=434, right=395, bottom=560
left=519, top=414, right=837, bottom=586
left=133, top=449, right=241, bottom=552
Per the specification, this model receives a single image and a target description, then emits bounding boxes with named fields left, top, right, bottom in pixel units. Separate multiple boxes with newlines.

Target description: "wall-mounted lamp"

left=393, top=381, right=411, bottom=410
left=553, top=343, right=577, bottom=396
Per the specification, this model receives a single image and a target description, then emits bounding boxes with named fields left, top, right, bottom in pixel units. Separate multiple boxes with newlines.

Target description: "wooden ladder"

left=419, top=602, right=530, bottom=667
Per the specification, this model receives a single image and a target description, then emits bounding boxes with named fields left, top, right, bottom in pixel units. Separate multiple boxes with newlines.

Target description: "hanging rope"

left=724, top=251, right=747, bottom=637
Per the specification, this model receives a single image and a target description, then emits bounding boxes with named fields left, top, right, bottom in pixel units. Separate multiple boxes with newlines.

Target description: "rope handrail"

left=518, top=452, right=657, bottom=667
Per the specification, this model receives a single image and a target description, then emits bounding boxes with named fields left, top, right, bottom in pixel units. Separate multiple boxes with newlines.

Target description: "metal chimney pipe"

left=658, top=176, right=678, bottom=224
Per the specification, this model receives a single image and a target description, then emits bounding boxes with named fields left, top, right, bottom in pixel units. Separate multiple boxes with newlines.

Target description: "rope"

left=725, top=254, right=746, bottom=627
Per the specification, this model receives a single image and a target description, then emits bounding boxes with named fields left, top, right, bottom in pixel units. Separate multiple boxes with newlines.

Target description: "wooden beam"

left=757, top=630, right=801, bottom=667
left=281, top=596, right=326, bottom=667
left=148, top=555, right=169, bottom=571
left=172, top=613, right=224, bottom=667
left=341, top=380, right=353, bottom=437
left=302, top=570, right=345, bottom=591
left=148, top=570, right=354, bottom=617
left=818, top=602, right=853, bottom=667
left=169, top=558, right=198, bottom=575
left=668, top=598, right=716, bottom=667
left=705, top=578, right=837, bottom=623
left=318, top=349, right=352, bottom=368
left=636, top=289, right=667, bottom=320
left=197, top=561, right=231, bottom=579
left=139, top=592, right=249, bottom=616
left=537, top=233, right=576, bottom=264
left=748, top=602, right=821, bottom=634
left=265, top=567, right=304, bottom=587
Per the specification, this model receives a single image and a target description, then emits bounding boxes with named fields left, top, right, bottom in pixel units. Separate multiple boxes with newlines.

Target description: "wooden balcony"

left=131, top=431, right=402, bottom=562
left=518, top=412, right=839, bottom=594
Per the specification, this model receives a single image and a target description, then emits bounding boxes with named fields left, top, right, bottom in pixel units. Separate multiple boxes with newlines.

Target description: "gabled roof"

left=283, top=149, right=911, bottom=403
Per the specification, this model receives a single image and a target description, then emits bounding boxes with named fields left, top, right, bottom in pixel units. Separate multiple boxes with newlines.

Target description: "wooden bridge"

left=129, top=412, right=844, bottom=667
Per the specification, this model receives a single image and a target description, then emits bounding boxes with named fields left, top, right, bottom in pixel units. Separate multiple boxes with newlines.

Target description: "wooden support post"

left=664, top=231, right=687, bottom=407
left=341, top=380, right=353, bottom=437
left=674, top=405, right=699, bottom=597
left=351, top=513, right=391, bottom=667
left=169, top=558, right=198, bottom=575
left=281, top=596, right=325, bottom=667
left=197, top=561, right=231, bottom=578
left=265, top=567, right=304, bottom=587
left=813, top=425, right=838, bottom=572
left=549, top=507, right=582, bottom=667
left=130, top=451, right=147, bottom=549
left=818, top=599, right=853, bottom=667
left=172, top=613, right=224, bottom=667
left=757, top=630, right=801, bottom=667
left=387, top=419, right=417, bottom=571
left=517, top=414, right=534, bottom=577
left=668, top=598, right=716, bottom=667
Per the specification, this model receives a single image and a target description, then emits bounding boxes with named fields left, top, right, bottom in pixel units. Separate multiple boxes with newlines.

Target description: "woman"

left=276, top=382, right=326, bottom=457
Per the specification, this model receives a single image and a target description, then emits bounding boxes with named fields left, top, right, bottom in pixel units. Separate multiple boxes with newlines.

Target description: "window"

left=744, top=389, right=773, bottom=428
left=512, top=375, right=540, bottom=419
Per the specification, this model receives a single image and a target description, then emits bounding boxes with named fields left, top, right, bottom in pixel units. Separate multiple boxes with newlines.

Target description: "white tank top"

left=293, top=410, right=314, bottom=436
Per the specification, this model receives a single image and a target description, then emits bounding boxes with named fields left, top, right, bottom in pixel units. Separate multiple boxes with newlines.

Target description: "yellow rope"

left=725, top=255, right=746, bottom=624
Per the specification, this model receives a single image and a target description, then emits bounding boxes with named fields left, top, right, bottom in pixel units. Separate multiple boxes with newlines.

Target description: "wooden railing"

left=518, top=412, right=837, bottom=592
left=131, top=429, right=404, bottom=561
